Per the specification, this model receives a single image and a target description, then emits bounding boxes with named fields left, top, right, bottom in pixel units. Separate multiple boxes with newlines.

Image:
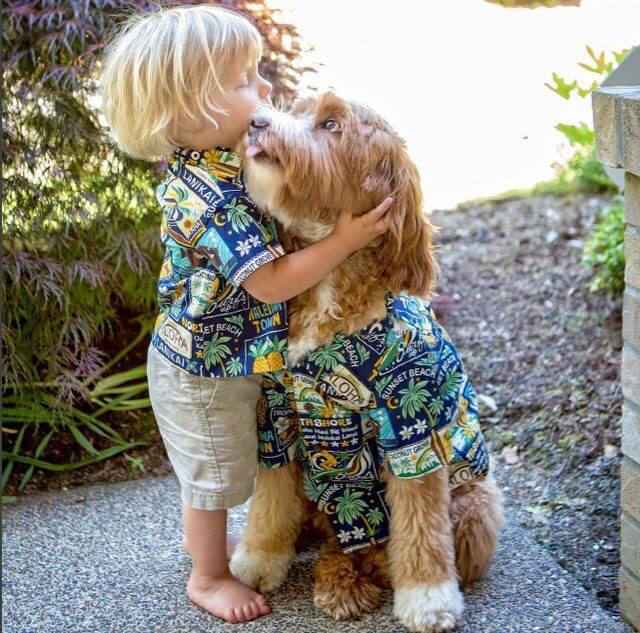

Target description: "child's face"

left=176, top=60, right=272, bottom=151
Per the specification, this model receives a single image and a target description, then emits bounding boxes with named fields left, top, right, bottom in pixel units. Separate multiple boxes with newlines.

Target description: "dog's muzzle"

left=245, top=115, right=273, bottom=160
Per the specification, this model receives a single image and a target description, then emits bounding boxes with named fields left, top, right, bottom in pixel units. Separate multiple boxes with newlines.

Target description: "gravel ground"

left=4, top=192, right=626, bottom=620
left=430, top=192, right=623, bottom=617
left=2, top=475, right=632, bottom=633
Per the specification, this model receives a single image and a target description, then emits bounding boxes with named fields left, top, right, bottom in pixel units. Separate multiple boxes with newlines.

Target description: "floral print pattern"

left=150, top=146, right=288, bottom=377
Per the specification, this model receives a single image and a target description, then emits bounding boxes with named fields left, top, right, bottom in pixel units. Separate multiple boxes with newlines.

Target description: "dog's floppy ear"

left=364, top=137, right=439, bottom=298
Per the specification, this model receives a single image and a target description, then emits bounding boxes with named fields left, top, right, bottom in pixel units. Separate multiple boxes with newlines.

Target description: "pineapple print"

left=249, top=338, right=286, bottom=372
left=266, top=337, right=286, bottom=371
left=249, top=340, right=271, bottom=373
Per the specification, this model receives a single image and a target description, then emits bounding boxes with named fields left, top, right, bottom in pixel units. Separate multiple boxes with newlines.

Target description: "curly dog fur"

left=229, top=92, right=504, bottom=632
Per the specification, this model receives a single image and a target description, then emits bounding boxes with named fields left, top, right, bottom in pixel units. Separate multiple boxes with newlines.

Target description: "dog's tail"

left=449, top=474, right=504, bottom=587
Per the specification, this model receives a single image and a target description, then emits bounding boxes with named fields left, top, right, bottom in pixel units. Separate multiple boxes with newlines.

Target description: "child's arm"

left=242, top=197, right=394, bottom=305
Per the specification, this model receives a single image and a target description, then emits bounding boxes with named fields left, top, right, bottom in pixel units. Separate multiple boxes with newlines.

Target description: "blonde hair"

left=100, top=4, right=262, bottom=161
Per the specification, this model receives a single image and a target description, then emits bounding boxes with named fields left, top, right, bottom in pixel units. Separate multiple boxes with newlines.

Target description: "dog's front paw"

left=229, top=543, right=294, bottom=593
left=394, top=582, right=464, bottom=632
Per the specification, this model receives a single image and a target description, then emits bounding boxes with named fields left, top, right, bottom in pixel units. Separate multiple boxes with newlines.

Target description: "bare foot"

left=186, top=573, right=271, bottom=623
left=183, top=534, right=239, bottom=559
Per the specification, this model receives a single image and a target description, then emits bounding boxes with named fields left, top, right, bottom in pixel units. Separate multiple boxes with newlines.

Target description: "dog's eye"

left=320, top=119, right=341, bottom=132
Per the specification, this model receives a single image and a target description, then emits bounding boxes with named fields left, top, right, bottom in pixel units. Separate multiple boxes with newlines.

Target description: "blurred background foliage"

left=485, top=0, right=582, bottom=7
left=532, top=46, right=629, bottom=294
left=1, top=0, right=309, bottom=500
left=533, top=46, right=628, bottom=197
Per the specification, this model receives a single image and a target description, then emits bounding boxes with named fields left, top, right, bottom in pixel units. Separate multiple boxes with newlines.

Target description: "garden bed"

left=432, top=191, right=623, bottom=617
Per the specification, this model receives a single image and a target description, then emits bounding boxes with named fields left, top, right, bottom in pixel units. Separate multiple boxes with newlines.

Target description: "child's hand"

left=333, top=197, right=395, bottom=254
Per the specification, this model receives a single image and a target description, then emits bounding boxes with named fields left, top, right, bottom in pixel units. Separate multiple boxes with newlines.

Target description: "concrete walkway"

left=2, top=475, right=632, bottom=633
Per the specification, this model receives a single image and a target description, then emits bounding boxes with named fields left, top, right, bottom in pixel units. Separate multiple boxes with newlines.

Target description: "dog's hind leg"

left=386, top=468, right=463, bottom=633
left=449, top=474, right=504, bottom=587
left=229, top=461, right=306, bottom=593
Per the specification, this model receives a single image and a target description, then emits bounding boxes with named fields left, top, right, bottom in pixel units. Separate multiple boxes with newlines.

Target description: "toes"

left=242, top=603, right=256, bottom=620
left=256, top=594, right=271, bottom=615
left=233, top=606, right=247, bottom=622
left=224, top=609, right=238, bottom=624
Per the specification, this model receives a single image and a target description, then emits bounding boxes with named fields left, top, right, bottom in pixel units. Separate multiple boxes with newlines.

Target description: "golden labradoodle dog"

left=229, top=92, right=504, bottom=632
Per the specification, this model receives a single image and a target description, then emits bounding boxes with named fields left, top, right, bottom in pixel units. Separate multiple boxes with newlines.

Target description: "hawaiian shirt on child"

left=150, top=146, right=288, bottom=377
left=257, top=293, right=489, bottom=553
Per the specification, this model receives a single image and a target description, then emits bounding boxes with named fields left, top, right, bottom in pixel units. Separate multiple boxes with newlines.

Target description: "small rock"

left=545, top=207, right=561, bottom=222
left=502, top=445, right=520, bottom=465
left=477, top=393, right=498, bottom=414
left=603, top=444, right=617, bottom=459
left=546, top=230, right=559, bottom=244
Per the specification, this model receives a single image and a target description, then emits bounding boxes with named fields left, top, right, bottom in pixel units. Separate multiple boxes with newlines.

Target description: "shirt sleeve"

left=193, top=192, right=286, bottom=287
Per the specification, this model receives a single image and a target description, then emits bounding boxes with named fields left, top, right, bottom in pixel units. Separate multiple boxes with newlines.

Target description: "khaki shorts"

left=146, top=343, right=262, bottom=511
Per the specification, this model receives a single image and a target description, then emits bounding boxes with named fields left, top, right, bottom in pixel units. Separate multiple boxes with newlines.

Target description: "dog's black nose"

left=249, top=115, right=270, bottom=130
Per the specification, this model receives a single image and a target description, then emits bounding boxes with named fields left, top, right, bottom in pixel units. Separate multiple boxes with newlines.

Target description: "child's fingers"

left=363, top=197, right=393, bottom=224
left=374, top=202, right=400, bottom=232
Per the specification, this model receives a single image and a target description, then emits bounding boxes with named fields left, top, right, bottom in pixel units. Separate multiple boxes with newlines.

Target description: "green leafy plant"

left=531, top=46, right=629, bottom=196
left=2, top=0, right=310, bottom=500
left=1, top=319, right=155, bottom=502
left=582, top=197, right=626, bottom=294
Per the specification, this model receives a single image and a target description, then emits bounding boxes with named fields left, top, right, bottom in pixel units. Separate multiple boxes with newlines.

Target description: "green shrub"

left=582, top=197, right=626, bottom=294
left=530, top=46, right=629, bottom=196
left=1, top=0, right=310, bottom=500
left=529, top=123, right=618, bottom=196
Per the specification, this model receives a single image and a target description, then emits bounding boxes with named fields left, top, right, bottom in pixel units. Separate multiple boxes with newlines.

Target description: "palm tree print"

left=223, top=199, right=252, bottom=233
left=165, top=184, right=191, bottom=209
left=309, top=338, right=346, bottom=381
left=428, top=398, right=444, bottom=418
left=335, top=489, right=368, bottom=526
left=398, top=378, right=435, bottom=423
left=266, top=388, right=285, bottom=407
left=398, top=378, right=456, bottom=467
left=203, top=333, right=232, bottom=374
left=225, top=356, right=243, bottom=377
left=225, top=314, right=244, bottom=328
left=441, top=369, right=464, bottom=399
left=365, top=508, right=385, bottom=528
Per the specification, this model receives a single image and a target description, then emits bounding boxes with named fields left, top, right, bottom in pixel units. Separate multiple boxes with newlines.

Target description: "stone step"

left=2, top=475, right=633, bottom=633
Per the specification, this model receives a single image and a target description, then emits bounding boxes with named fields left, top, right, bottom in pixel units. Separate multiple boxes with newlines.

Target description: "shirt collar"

left=171, top=145, right=242, bottom=183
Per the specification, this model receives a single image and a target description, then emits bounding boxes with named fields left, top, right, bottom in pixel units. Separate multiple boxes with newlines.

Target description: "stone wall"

left=593, top=82, right=640, bottom=630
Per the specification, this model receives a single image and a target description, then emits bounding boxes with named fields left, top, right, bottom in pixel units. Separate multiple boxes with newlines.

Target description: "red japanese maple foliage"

left=2, top=1, right=311, bottom=395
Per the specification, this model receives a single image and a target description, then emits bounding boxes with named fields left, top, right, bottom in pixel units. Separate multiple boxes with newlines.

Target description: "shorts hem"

left=180, top=486, right=253, bottom=511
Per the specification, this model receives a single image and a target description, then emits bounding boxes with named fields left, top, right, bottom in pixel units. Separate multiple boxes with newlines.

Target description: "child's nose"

left=249, top=115, right=270, bottom=130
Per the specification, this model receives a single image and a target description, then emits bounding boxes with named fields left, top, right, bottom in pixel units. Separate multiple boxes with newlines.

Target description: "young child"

left=100, top=4, right=394, bottom=625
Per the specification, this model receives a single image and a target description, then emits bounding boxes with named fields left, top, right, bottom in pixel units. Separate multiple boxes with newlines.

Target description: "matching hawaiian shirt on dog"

left=258, top=293, right=490, bottom=553
left=150, top=146, right=288, bottom=377
left=149, top=145, right=489, bottom=553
